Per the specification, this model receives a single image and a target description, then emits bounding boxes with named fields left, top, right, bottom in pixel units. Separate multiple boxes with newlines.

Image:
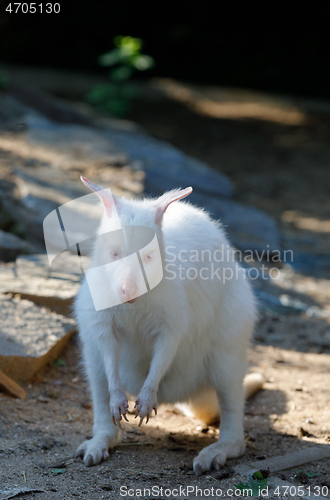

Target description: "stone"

left=11, top=104, right=279, bottom=255
left=0, top=487, right=44, bottom=499
left=12, top=163, right=143, bottom=256
left=102, top=125, right=234, bottom=198
left=290, top=251, right=330, bottom=279
left=0, top=229, right=37, bottom=262
left=255, top=289, right=330, bottom=318
left=24, top=113, right=128, bottom=165
left=14, top=165, right=97, bottom=226
left=0, top=253, right=88, bottom=315
left=189, top=192, right=280, bottom=253
left=0, top=293, right=75, bottom=382
left=16, top=253, right=88, bottom=276
left=23, top=113, right=234, bottom=198
left=7, top=83, right=93, bottom=126
left=0, top=94, right=34, bottom=130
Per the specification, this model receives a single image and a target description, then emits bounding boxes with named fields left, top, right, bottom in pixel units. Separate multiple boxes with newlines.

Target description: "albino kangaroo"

left=74, top=177, right=263, bottom=476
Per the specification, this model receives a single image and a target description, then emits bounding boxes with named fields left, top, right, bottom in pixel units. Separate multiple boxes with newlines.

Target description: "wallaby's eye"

left=110, top=250, right=120, bottom=259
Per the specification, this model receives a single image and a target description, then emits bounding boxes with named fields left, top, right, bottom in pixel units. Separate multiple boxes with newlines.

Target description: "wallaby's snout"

left=120, top=281, right=139, bottom=304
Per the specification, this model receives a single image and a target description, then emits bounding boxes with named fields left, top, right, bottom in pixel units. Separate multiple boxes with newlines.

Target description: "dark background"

left=0, top=3, right=329, bottom=99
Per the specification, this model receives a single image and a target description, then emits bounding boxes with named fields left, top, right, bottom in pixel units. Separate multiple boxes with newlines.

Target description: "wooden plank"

left=235, top=445, right=330, bottom=500
left=0, top=369, right=26, bottom=399
left=235, top=444, right=330, bottom=475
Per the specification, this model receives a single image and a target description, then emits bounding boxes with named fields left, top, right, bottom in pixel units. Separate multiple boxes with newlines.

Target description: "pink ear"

left=155, top=187, right=193, bottom=224
left=80, top=176, right=117, bottom=216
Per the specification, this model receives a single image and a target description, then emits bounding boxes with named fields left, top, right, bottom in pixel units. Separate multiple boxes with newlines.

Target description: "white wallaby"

left=74, top=177, right=263, bottom=475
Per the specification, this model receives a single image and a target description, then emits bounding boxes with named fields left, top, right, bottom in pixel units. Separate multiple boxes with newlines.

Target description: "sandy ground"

left=1, top=332, right=330, bottom=500
left=1, top=83, right=330, bottom=499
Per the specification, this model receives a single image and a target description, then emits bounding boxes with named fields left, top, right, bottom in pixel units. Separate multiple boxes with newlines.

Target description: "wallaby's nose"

left=120, top=283, right=138, bottom=303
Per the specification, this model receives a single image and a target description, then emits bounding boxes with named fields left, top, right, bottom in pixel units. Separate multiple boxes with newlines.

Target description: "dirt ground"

left=1, top=84, right=330, bottom=499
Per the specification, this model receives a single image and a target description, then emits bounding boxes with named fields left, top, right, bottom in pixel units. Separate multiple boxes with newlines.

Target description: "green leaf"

left=87, top=35, right=153, bottom=119
left=53, top=358, right=67, bottom=367
left=51, top=468, right=66, bottom=474
left=115, top=36, right=142, bottom=54
left=86, top=83, right=119, bottom=104
left=235, top=474, right=269, bottom=496
left=130, top=54, right=154, bottom=71
left=110, top=66, right=133, bottom=82
left=103, top=98, right=130, bottom=117
left=98, top=49, right=121, bottom=67
left=0, top=72, right=9, bottom=90
left=306, top=472, right=321, bottom=478
left=121, top=83, right=138, bottom=99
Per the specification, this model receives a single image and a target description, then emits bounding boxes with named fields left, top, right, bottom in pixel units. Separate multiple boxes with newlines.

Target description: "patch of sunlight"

left=154, top=78, right=306, bottom=125
left=283, top=211, right=330, bottom=233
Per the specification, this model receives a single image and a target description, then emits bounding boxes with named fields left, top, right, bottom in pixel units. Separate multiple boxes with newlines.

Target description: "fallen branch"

left=0, top=369, right=26, bottom=399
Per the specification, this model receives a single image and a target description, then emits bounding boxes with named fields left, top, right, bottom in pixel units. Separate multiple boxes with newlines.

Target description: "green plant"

left=86, top=36, right=154, bottom=118
left=235, top=470, right=269, bottom=496
left=53, top=357, right=67, bottom=367
left=0, top=72, right=9, bottom=90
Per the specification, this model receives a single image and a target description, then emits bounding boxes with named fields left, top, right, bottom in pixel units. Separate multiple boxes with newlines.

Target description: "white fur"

left=74, top=183, right=259, bottom=475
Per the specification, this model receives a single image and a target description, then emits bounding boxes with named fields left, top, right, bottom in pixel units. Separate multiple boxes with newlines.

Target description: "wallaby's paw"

left=193, top=440, right=246, bottom=476
left=75, top=432, right=119, bottom=467
left=134, top=388, right=157, bottom=427
left=110, top=390, right=129, bottom=429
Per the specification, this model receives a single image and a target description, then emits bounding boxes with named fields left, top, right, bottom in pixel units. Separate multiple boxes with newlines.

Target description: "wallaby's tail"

left=244, top=372, right=265, bottom=399
left=177, top=373, right=265, bottom=425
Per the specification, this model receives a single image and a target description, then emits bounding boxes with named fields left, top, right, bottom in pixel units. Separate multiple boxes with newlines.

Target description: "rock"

left=102, top=125, right=234, bottom=198
left=0, top=229, right=37, bottom=262
left=7, top=83, right=93, bottom=126
left=16, top=253, right=88, bottom=276
left=0, top=253, right=88, bottom=315
left=0, top=94, right=34, bottom=130
left=144, top=161, right=233, bottom=198
left=23, top=113, right=234, bottom=198
left=0, top=487, right=44, bottom=499
left=14, top=165, right=98, bottom=224
left=10, top=102, right=279, bottom=255
left=24, top=113, right=128, bottom=165
left=0, top=293, right=75, bottom=382
left=289, top=251, right=330, bottom=279
left=189, top=192, right=280, bottom=253
left=255, top=290, right=330, bottom=318
left=13, top=114, right=234, bottom=254
left=0, top=194, right=17, bottom=232
left=13, top=163, right=140, bottom=256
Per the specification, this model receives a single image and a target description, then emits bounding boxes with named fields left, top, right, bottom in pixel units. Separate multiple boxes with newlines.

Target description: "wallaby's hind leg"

left=193, top=352, right=247, bottom=476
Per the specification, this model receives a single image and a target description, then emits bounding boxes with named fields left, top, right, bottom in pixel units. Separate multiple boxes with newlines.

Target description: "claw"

left=154, top=407, right=157, bottom=416
left=112, top=414, right=123, bottom=429
left=85, top=454, right=94, bottom=467
left=138, top=416, right=143, bottom=427
left=194, top=464, right=204, bottom=477
left=146, top=414, right=150, bottom=424
left=74, top=448, right=84, bottom=458
left=123, top=413, right=129, bottom=422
